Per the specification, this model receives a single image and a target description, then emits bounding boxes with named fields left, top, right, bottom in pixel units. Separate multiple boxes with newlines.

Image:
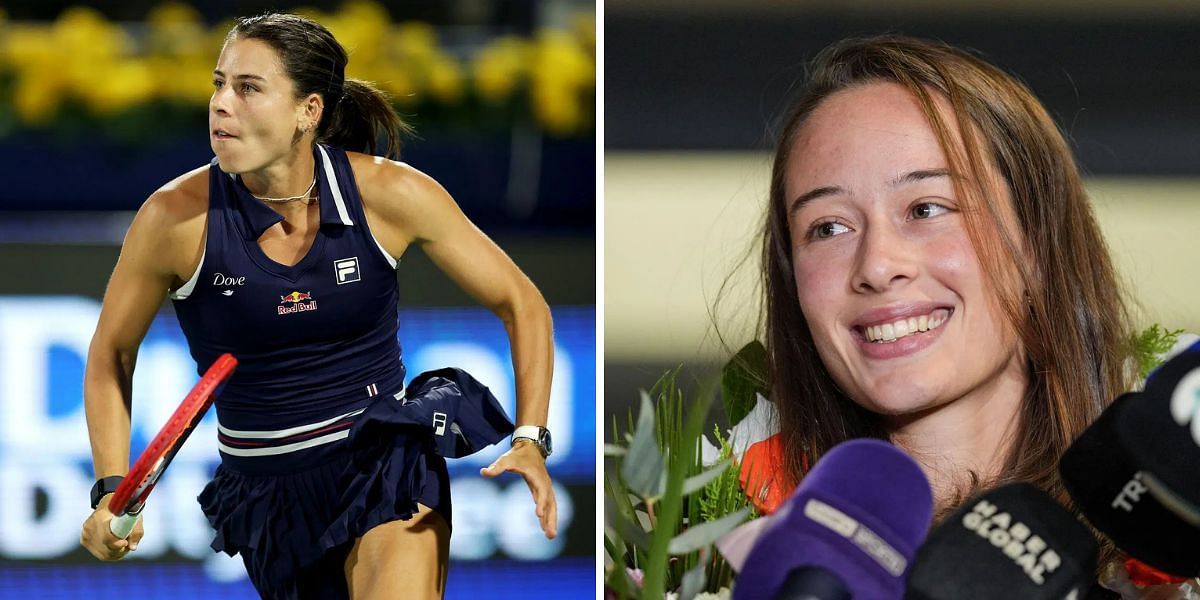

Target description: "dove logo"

left=212, top=273, right=245, bottom=286
left=1169, top=367, right=1200, bottom=446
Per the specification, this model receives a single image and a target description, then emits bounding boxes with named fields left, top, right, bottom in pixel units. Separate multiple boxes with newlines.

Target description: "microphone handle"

left=774, top=565, right=851, bottom=600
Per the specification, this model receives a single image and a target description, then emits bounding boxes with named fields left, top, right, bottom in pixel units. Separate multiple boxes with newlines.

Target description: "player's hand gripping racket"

left=108, top=353, right=237, bottom=538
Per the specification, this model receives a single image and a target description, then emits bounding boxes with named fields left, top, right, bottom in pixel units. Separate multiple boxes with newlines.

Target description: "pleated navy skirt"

left=197, top=368, right=514, bottom=600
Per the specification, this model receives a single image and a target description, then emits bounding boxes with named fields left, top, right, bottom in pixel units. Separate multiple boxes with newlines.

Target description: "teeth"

left=863, top=309, right=949, bottom=343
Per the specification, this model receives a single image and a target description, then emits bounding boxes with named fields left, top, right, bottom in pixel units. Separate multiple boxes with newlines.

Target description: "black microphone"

left=906, top=482, right=1098, bottom=600
left=731, top=439, right=933, bottom=600
left=1061, top=391, right=1200, bottom=576
left=1115, top=342, right=1200, bottom=526
left=774, top=566, right=851, bottom=600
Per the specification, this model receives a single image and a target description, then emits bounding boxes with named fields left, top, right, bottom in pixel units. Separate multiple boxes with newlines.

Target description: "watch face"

left=539, top=429, right=553, bottom=456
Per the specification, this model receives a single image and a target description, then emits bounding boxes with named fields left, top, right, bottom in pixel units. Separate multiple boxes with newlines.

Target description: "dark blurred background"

left=604, top=1, right=1200, bottom=437
left=0, top=1, right=594, bottom=598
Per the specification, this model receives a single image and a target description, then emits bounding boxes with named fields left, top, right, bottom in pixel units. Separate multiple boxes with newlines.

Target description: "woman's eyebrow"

left=788, top=185, right=844, bottom=217
left=890, top=168, right=951, bottom=187
left=212, top=69, right=267, bottom=82
left=788, top=169, right=952, bottom=216
left=787, top=168, right=955, bottom=217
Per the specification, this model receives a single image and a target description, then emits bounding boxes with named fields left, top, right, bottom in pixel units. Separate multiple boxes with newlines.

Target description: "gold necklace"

left=250, top=177, right=317, bottom=204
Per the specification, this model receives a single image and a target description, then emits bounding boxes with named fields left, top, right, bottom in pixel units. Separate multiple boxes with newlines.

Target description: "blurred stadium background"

left=605, top=1, right=1200, bottom=434
left=0, top=1, right=594, bottom=599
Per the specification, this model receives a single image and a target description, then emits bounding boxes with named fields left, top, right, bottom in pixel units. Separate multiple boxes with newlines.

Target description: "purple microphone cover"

left=733, top=438, right=934, bottom=600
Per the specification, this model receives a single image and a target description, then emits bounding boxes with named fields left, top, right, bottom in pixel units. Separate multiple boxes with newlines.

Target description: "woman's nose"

left=850, top=220, right=919, bottom=294
left=210, top=86, right=231, bottom=116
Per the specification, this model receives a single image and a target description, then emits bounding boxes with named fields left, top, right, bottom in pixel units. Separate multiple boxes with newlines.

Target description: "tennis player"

left=79, top=13, right=556, bottom=599
left=751, top=34, right=1190, bottom=594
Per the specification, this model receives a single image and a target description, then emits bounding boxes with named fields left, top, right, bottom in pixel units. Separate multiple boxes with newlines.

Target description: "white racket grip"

left=109, top=512, right=140, bottom=539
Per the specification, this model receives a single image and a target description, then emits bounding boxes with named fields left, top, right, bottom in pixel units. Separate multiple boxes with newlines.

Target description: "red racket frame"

left=108, top=353, right=237, bottom=537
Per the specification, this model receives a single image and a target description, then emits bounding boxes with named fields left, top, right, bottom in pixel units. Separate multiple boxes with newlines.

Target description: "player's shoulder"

left=126, top=164, right=209, bottom=256
left=139, top=164, right=210, bottom=226
left=348, top=153, right=453, bottom=228
left=346, top=151, right=442, bottom=204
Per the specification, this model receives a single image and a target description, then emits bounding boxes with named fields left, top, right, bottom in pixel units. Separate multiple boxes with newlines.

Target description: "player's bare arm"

left=80, top=167, right=208, bottom=560
left=351, top=153, right=558, bottom=538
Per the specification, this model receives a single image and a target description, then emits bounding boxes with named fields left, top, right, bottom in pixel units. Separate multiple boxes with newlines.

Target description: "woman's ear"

left=298, top=93, right=323, bottom=132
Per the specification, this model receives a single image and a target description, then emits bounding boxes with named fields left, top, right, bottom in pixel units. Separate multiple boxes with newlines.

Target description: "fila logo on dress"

left=335, top=257, right=360, bottom=284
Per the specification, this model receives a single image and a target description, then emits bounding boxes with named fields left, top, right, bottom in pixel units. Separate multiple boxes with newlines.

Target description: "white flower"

left=700, top=431, right=721, bottom=465
left=728, top=393, right=779, bottom=461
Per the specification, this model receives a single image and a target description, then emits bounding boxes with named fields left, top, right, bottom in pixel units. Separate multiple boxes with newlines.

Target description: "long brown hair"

left=228, top=13, right=412, bottom=159
left=762, top=34, right=1134, bottom=556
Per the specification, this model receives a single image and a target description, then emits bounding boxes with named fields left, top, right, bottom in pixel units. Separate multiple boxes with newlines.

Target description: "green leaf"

left=721, top=340, right=768, bottom=426
left=604, top=533, right=636, bottom=600
left=604, top=530, right=622, bottom=564
left=1131, top=324, right=1185, bottom=381
left=679, top=551, right=708, bottom=600
left=622, top=391, right=665, bottom=499
left=683, top=458, right=732, bottom=495
left=604, top=471, right=648, bottom=544
left=668, top=506, right=752, bottom=555
left=604, top=468, right=631, bottom=512
left=606, top=500, right=651, bottom=549
left=642, top=384, right=717, bottom=599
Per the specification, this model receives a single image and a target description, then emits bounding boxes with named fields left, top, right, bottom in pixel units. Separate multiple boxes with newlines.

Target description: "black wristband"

left=90, top=476, right=124, bottom=509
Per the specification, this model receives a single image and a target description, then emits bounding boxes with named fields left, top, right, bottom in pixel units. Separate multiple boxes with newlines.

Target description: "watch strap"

left=512, top=425, right=544, bottom=442
left=512, top=425, right=550, bottom=458
left=90, top=475, right=124, bottom=509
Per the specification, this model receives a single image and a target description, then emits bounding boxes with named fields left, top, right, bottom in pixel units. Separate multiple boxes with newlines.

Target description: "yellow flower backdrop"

left=0, top=1, right=595, bottom=136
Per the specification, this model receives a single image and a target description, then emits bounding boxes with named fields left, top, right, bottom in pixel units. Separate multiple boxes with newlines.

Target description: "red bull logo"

left=277, top=291, right=317, bottom=315
left=280, top=291, right=313, bottom=303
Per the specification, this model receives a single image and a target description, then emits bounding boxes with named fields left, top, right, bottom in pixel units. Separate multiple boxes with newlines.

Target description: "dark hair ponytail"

left=320, top=79, right=411, bottom=160
left=229, top=13, right=412, bottom=159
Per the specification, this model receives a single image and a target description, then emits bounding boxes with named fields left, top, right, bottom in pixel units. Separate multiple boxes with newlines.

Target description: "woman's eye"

left=808, top=220, right=851, bottom=240
left=911, top=202, right=949, bottom=220
left=212, top=80, right=223, bottom=89
left=240, top=83, right=256, bottom=93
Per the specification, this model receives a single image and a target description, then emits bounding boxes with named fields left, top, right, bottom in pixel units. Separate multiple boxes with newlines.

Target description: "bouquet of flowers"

left=603, top=325, right=1191, bottom=599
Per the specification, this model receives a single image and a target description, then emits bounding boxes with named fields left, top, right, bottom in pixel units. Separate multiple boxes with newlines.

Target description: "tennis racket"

left=108, top=353, right=237, bottom=538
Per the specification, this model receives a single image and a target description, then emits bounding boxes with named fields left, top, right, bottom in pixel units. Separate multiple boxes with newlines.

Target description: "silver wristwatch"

left=511, top=425, right=552, bottom=458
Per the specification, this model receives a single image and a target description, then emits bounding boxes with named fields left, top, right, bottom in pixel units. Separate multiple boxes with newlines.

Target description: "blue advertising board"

left=0, top=297, right=595, bottom=598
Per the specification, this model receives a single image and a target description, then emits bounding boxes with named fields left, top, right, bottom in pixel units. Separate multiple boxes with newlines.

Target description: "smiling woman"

left=759, top=34, right=1138, bottom=581
left=78, top=12, right=557, bottom=600
left=784, top=81, right=1029, bottom=427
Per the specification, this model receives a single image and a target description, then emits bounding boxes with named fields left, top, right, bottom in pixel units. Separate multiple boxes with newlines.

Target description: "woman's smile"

left=852, top=306, right=953, bottom=360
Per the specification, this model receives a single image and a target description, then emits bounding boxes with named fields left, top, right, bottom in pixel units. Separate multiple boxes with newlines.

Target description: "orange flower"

left=737, top=434, right=790, bottom=514
left=1123, top=557, right=1189, bottom=588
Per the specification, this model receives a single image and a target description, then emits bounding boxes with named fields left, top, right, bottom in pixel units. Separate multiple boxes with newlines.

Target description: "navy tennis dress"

left=169, top=144, right=514, bottom=599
